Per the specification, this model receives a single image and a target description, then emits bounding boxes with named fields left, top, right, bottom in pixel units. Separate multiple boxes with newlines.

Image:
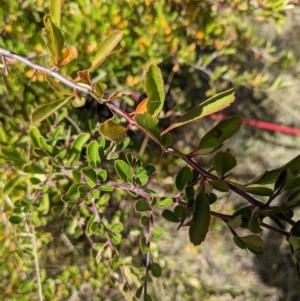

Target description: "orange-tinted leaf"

left=134, top=98, right=148, bottom=115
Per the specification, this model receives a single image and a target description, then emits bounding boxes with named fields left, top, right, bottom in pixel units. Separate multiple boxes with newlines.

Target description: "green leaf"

left=248, top=207, right=263, bottom=233
left=175, top=166, right=193, bottom=191
left=161, top=132, right=173, bottom=146
left=98, top=193, right=110, bottom=206
left=289, top=236, right=300, bottom=249
left=284, top=176, right=300, bottom=191
left=110, top=232, right=122, bottom=244
left=209, top=180, right=229, bottom=192
left=284, top=154, right=300, bottom=177
left=157, top=197, right=173, bottom=208
left=1, top=146, right=27, bottom=164
left=162, top=89, right=235, bottom=134
left=174, top=205, right=188, bottom=219
left=30, top=127, right=42, bottom=147
left=134, top=113, right=173, bottom=146
left=207, top=192, right=217, bottom=204
left=191, top=116, right=242, bottom=155
left=185, top=186, right=195, bottom=202
left=72, top=95, right=86, bottom=108
left=52, top=205, right=64, bottom=214
left=98, top=120, right=127, bottom=142
left=152, top=227, right=164, bottom=241
left=248, top=154, right=300, bottom=186
left=45, top=74, right=72, bottom=95
left=62, top=183, right=80, bottom=201
left=30, top=97, right=71, bottom=124
left=9, top=215, right=23, bottom=224
left=50, top=0, right=61, bottom=28
left=285, top=189, right=300, bottom=208
left=290, top=221, right=300, bottom=237
left=145, top=165, right=156, bottom=176
left=233, top=205, right=252, bottom=218
left=233, top=235, right=247, bottom=249
left=140, top=275, right=152, bottom=282
left=111, top=223, right=123, bottom=232
left=135, top=174, right=148, bottom=185
left=248, top=169, right=282, bottom=186
left=51, top=125, right=64, bottom=141
left=189, top=190, right=211, bottom=246
left=140, top=215, right=150, bottom=227
left=71, top=133, right=90, bottom=153
left=135, top=285, right=143, bottom=298
left=88, top=30, right=123, bottom=72
left=87, top=141, right=100, bottom=168
left=72, top=168, right=82, bottom=182
left=145, top=64, right=165, bottom=117
left=87, top=215, right=97, bottom=234
left=0, top=123, right=7, bottom=144
left=23, top=164, right=47, bottom=174
left=135, top=199, right=151, bottom=212
left=115, top=160, right=132, bottom=183
left=97, top=169, right=107, bottom=181
left=244, top=186, right=273, bottom=196
left=39, top=136, right=54, bottom=154
left=162, top=209, right=180, bottom=222
left=19, top=279, right=34, bottom=293
left=151, top=262, right=162, bottom=278
left=99, top=184, right=113, bottom=191
left=140, top=236, right=149, bottom=254
left=94, top=81, right=104, bottom=98
left=4, top=175, right=23, bottom=194
left=240, top=234, right=264, bottom=255
left=274, top=169, right=290, bottom=191
left=144, top=294, right=153, bottom=301
left=134, top=113, right=162, bottom=145
left=81, top=167, right=97, bottom=185
left=42, top=15, right=65, bottom=65
left=212, top=151, right=237, bottom=177
left=92, top=190, right=100, bottom=199
left=228, top=215, right=242, bottom=229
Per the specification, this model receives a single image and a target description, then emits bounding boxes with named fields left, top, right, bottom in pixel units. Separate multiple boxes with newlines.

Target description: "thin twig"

left=266, top=185, right=284, bottom=206
left=183, top=154, right=295, bottom=225
left=0, top=47, right=94, bottom=94
left=260, top=222, right=289, bottom=237
left=65, top=115, right=82, bottom=133
left=211, top=210, right=290, bottom=237
left=29, top=224, right=44, bottom=301
left=144, top=210, right=153, bottom=299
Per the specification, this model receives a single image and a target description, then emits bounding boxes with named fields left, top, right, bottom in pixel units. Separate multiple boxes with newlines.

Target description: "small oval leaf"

left=151, top=262, right=162, bottom=278
left=87, top=141, right=100, bottom=168
left=189, top=190, right=211, bottom=246
left=157, top=197, right=173, bottom=208
left=191, top=116, right=242, bottom=156
left=175, top=166, right=193, bottom=191
left=145, top=64, right=165, bottom=117
left=115, top=160, right=132, bottom=183
left=135, top=199, right=151, bottom=212
left=162, top=209, right=180, bottom=223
